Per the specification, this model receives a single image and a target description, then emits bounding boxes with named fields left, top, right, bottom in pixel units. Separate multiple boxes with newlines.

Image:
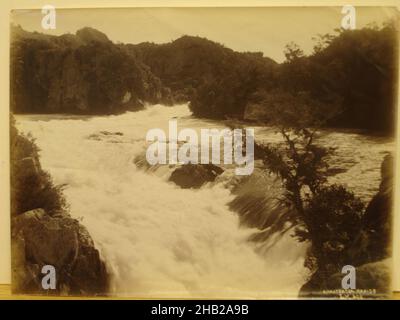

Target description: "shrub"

left=298, top=185, right=364, bottom=273
left=10, top=115, right=67, bottom=216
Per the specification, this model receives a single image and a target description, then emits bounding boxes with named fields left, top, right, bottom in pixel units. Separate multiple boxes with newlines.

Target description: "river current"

left=15, top=104, right=394, bottom=298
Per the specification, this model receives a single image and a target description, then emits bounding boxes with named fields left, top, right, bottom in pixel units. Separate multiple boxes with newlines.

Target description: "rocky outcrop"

left=12, top=208, right=108, bottom=295
left=327, top=260, right=391, bottom=296
left=356, top=154, right=393, bottom=262
left=10, top=26, right=172, bottom=114
left=11, top=118, right=108, bottom=296
left=299, top=259, right=391, bottom=298
left=169, top=164, right=224, bottom=189
left=342, top=154, right=394, bottom=267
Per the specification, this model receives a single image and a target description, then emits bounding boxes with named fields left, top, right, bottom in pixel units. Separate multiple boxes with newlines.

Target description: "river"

left=15, top=103, right=394, bottom=298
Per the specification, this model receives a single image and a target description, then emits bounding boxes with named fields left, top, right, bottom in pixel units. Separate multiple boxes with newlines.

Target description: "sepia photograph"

left=7, top=4, right=399, bottom=299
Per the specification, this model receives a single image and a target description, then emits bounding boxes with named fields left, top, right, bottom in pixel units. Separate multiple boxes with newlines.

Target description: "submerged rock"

left=169, top=164, right=224, bottom=189
left=12, top=208, right=108, bottom=295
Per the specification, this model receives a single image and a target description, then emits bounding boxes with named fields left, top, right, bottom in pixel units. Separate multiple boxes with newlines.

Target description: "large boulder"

left=345, top=154, right=393, bottom=266
left=357, top=154, right=393, bottom=262
left=12, top=208, right=108, bottom=295
left=299, top=259, right=391, bottom=298
left=169, top=164, right=224, bottom=189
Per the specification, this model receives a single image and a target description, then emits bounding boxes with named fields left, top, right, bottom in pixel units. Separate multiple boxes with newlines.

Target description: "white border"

left=1, top=0, right=399, bottom=293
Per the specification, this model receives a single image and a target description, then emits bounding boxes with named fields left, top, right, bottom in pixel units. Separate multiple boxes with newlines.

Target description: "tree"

left=259, top=89, right=364, bottom=274
left=283, top=42, right=304, bottom=62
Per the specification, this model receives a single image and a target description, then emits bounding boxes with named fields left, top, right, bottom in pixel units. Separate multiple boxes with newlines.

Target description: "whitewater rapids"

left=15, top=104, right=393, bottom=298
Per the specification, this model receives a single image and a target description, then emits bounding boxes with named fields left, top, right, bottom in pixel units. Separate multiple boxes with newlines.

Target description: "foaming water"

left=16, top=104, right=393, bottom=297
left=16, top=104, right=307, bottom=298
left=253, top=127, right=395, bottom=203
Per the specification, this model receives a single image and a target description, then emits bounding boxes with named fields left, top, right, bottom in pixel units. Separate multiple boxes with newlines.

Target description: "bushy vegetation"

left=12, top=23, right=397, bottom=134
left=257, top=87, right=366, bottom=275
left=262, top=134, right=365, bottom=274
left=123, top=35, right=277, bottom=116
left=277, top=23, right=398, bottom=133
left=302, top=185, right=364, bottom=273
left=10, top=26, right=170, bottom=114
left=126, top=24, right=397, bottom=134
left=10, top=115, right=67, bottom=216
left=244, top=24, right=396, bottom=134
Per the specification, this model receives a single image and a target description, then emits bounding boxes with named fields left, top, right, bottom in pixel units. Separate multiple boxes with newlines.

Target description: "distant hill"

left=10, top=26, right=172, bottom=114
left=122, top=35, right=278, bottom=119
left=10, top=24, right=397, bottom=134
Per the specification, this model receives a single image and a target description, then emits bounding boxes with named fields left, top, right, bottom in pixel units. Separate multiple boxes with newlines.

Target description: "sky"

left=11, top=6, right=398, bottom=62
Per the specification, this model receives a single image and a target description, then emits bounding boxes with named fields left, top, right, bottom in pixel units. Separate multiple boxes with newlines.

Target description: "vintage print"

left=9, top=6, right=398, bottom=298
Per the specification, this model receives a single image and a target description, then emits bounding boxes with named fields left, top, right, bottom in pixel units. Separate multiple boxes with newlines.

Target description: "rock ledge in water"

left=169, top=164, right=224, bottom=189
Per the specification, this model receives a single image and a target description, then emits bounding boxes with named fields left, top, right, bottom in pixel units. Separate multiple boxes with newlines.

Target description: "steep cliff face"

left=11, top=26, right=172, bottom=114
left=352, top=154, right=393, bottom=264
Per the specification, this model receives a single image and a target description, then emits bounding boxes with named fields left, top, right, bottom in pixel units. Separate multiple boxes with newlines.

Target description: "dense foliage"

left=10, top=115, right=66, bottom=216
left=279, top=24, right=398, bottom=133
left=125, top=24, right=397, bottom=134
left=11, top=23, right=397, bottom=134
left=123, top=36, right=277, bottom=119
left=11, top=26, right=171, bottom=114
left=303, top=185, right=364, bottom=272
left=260, top=124, right=365, bottom=275
left=256, top=77, right=393, bottom=281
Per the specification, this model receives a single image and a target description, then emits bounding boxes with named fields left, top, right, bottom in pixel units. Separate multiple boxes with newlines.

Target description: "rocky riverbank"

left=11, top=116, right=108, bottom=295
left=12, top=208, right=108, bottom=295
